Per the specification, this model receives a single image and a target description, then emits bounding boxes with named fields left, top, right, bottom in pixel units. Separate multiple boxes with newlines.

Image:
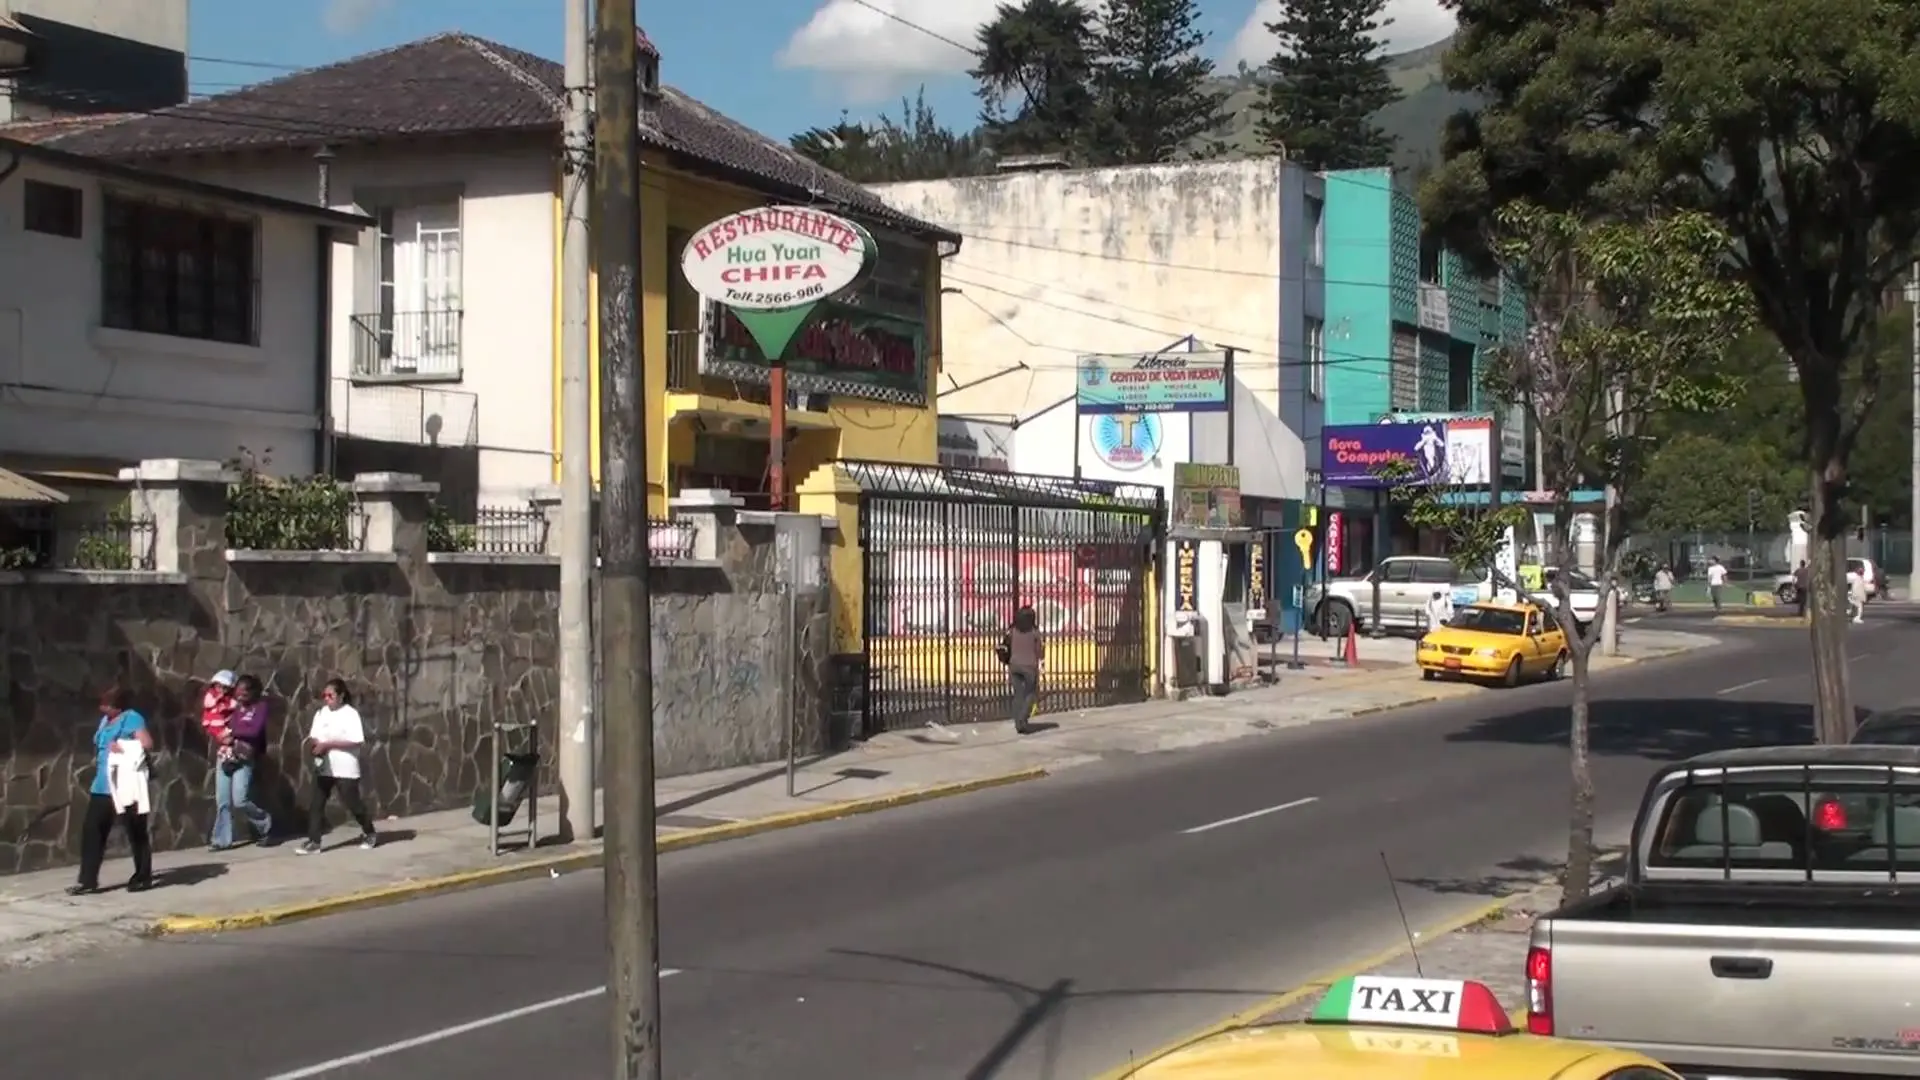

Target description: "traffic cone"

left=1343, top=621, right=1360, bottom=666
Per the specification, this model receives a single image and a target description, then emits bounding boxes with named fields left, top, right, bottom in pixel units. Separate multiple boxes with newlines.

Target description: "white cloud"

left=1225, top=0, right=1456, bottom=69
left=778, top=0, right=1002, bottom=103
left=322, top=0, right=394, bottom=37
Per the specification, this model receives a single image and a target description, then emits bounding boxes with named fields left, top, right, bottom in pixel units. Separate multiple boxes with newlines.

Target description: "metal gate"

left=847, top=461, right=1163, bottom=736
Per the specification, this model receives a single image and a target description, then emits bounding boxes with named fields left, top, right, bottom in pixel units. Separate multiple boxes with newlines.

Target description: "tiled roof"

left=0, top=113, right=137, bottom=143
left=44, top=32, right=956, bottom=243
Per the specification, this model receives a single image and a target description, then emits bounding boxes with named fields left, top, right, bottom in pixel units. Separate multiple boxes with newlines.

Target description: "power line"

left=845, top=0, right=982, bottom=58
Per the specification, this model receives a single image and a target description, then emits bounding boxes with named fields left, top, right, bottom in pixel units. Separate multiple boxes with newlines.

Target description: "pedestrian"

left=1652, top=564, right=1674, bottom=612
left=210, top=674, right=274, bottom=850
left=1424, top=589, right=1453, bottom=631
left=1705, top=557, right=1728, bottom=611
left=1848, top=564, right=1869, bottom=624
left=1793, top=560, right=1810, bottom=618
left=1000, top=605, right=1045, bottom=735
left=70, top=686, right=155, bottom=896
left=297, top=678, right=377, bottom=854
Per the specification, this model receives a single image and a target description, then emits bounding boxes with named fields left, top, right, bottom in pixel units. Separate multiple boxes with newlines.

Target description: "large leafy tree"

left=1632, top=434, right=1799, bottom=535
left=1252, top=0, right=1400, bottom=169
left=790, top=90, right=992, bottom=184
left=1390, top=205, right=1750, bottom=901
left=1088, top=0, right=1220, bottom=166
left=1425, top=0, right=1920, bottom=742
left=972, top=0, right=1100, bottom=157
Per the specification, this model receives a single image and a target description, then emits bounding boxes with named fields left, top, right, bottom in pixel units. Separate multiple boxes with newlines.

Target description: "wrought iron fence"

left=0, top=503, right=158, bottom=570
left=350, top=308, right=465, bottom=380
left=649, top=518, right=696, bottom=561
left=469, top=504, right=549, bottom=554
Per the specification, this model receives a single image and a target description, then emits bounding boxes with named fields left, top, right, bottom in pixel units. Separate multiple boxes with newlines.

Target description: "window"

left=23, top=180, right=81, bottom=238
left=1648, top=774, right=1920, bottom=872
left=1305, top=318, right=1326, bottom=400
left=1382, top=560, right=1417, bottom=584
left=1412, top=560, right=1453, bottom=584
left=369, top=203, right=461, bottom=376
left=1449, top=607, right=1525, bottom=634
left=1418, top=235, right=1442, bottom=284
left=101, top=195, right=258, bottom=345
left=1305, top=196, right=1324, bottom=266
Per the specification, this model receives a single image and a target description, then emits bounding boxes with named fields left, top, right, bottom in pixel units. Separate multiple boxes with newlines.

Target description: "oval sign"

left=680, top=205, right=876, bottom=312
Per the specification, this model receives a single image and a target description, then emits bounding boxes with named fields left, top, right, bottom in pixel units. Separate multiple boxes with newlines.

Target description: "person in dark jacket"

left=1003, top=605, right=1045, bottom=735
left=210, top=673, right=274, bottom=849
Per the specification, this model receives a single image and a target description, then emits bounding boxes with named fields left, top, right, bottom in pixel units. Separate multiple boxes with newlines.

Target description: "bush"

left=426, top=500, right=476, bottom=553
left=224, top=449, right=357, bottom=551
left=72, top=507, right=136, bottom=570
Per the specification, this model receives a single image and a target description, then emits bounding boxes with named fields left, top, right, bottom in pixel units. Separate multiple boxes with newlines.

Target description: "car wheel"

left=1548, top=651, right=1567, bottom=680
left=1421, top=668, right=1437, bottom=681
left=1502, top=655, right=1523, bottom=688
left=1777, top=582, right=1799, bottom=605
left=1317, top=601, right=1352, bottom=640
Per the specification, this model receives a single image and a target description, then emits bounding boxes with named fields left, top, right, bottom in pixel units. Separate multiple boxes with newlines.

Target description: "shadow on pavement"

left=1394, top=846, right=1628, bottom=899
left=152, top=862, right=228, bottom=889
left=1443, top=698, right=1839, bottom=760
left=826, top=946, right=1282, bottom=1079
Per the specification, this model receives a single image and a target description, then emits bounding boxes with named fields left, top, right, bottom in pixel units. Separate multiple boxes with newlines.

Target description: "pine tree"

left=790, top=90, right=992, bottom=183
left=1254, top=0, right=1400, bottom=170
left=971, top=0, right=1100, bottom=158
left=1091, top=0, right=1221, bottom=166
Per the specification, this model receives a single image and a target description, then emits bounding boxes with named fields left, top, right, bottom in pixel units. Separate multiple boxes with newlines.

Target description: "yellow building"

left=554, top=33, right=960, bottom=515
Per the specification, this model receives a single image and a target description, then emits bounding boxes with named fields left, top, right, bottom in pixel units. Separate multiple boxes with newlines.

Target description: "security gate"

left=848, top=461, right=1163, bottom=736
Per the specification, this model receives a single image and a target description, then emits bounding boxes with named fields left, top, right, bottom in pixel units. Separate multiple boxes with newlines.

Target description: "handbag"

left=994, top=632, right=1012, bottom=666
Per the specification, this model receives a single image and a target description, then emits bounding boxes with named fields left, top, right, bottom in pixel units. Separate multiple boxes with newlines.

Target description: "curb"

left=149, top=767, right=1051, bottom=936
left=1090, top=890, right=1533, bottom=1079
left=1713, top=614, right=1806, bottom=627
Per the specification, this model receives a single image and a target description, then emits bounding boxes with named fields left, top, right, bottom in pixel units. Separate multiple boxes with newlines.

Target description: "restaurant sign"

left=702, top=299, right=928, bottom=407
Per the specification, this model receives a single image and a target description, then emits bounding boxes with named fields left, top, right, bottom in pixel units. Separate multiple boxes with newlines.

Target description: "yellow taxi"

left=1416, top=601, right=1567, bottom=687
left=1122, top=975, right=1680, bottom=1079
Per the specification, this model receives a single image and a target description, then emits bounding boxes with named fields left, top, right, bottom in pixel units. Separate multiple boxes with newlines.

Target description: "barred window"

left=101, top=194, right=259, bottom=345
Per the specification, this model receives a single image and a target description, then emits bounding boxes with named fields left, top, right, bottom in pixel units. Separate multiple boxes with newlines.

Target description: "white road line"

left=1182, top=796, right=1318, bottom=835
left=1715, top=678, right=1770, bottom=696
left=261, top=970, right=682, bottom=1079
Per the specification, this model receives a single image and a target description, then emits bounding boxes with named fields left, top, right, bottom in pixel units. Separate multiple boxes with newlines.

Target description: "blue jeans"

left=212, top=761, right=272, bottom=847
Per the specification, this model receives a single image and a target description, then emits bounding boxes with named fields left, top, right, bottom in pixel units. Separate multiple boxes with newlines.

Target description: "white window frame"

left=1306, top=318, right=1326, bottom=400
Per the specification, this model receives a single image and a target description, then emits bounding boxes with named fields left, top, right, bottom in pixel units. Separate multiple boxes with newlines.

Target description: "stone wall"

left=0, top=465, right=831, bottom=875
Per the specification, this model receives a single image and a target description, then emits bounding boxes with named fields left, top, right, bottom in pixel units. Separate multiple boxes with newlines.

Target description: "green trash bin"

left=471, top=750, right=541, bottom=827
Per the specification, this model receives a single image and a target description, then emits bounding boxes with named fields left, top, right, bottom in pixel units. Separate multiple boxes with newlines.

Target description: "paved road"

left=3, top=618, right=1914, bottom=1080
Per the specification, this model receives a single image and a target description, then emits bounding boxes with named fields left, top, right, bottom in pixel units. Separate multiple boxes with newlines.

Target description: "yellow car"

left=1417, top=602, right=1567, bottom=687
left=1122, top=975, right=1680, bottom=1079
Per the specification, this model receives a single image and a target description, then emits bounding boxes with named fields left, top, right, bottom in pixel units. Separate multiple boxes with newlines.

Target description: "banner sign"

left=1324, top=416, right=1492, bottom=488
left=1173, top=539, right=1200, bottom=614
left=1076, top=351, right=1230, bottom=414
left=936, top=417, right=1013, bottom=471
left=1249, top=536, right=1267, bottom=605
left=1172, top=462, right=1243, bottom=528
left=1326, top=512, right=1344, bottom=574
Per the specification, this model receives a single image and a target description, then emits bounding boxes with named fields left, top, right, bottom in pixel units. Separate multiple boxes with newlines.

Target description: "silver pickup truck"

left=1526, top=745, right=1920, bottom=1078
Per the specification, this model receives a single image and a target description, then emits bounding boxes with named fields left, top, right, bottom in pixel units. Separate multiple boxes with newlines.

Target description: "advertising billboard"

left=1076, top=351, right=1230, bottom=414
left=1324, top=415, right=1494, bottom=488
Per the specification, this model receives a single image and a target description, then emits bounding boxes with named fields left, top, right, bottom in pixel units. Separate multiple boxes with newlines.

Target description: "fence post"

left=118, top=458, right=235, bottom=576
left=668, top=488, right=743, bottom=562
left=351, top=472, right=440, bottom=557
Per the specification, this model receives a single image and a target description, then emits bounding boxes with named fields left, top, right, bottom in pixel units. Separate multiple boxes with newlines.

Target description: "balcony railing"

left=351, top=309, right=464, bottom=381
left=666, top=328, right=703, bottom=392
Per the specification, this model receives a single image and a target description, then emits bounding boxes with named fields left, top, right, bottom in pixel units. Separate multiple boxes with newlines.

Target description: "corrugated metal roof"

left=0, top=466, right=67, bottom=504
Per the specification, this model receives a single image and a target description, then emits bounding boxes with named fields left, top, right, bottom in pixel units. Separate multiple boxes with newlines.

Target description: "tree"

left=1632, top=434, right=1798, bottom=536
left=1388, top=205, right=1751, bottom=902
left=1252, top=0, right=1400, bottom=170
left=1088, top=0, right=1220, bottom=166
left=1424, top=0, right=1920, bottom=742
left=972, top=0, right=1100, bottom=158
left=790, top=90, right=993, bottom=184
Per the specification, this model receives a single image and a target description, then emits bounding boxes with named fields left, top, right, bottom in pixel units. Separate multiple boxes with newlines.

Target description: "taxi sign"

left=1308, top=976, right=1514, bottom=1035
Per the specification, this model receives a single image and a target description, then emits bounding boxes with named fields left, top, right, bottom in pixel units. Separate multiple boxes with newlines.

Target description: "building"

left=872, top=158, right=1326, bottom=512
left=0, top=133, right=368, bottom=562
left=37, top=31, right=957, bottom=514
left=1318, top=167, right=1533, bottom=571
left=0, top=0, right=187, bottom=122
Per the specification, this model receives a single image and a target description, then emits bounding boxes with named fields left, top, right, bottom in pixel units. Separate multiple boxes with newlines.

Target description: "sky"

left=189, top=0, right=1457, bottom=143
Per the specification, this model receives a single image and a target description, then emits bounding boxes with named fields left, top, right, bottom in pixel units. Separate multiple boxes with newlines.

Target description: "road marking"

left=1182, top=796, right=1318, bottom=835
left=261, top=970, right=682, bottom=1079
left=1716, top=678, right=1769, bottom=696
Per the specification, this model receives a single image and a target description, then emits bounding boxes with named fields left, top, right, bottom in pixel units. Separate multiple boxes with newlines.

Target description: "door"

left=392, top=205, right=462, bottom=376
left=1524, top=610, right=1559, bottom=672
left=1379, top=559, right=1420, bottom=623
left=1412, top=558, right=1454, bottom=627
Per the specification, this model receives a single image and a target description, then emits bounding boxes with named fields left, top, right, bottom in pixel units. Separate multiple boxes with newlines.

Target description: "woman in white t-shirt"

left=297, top=678, right=378, bottom=854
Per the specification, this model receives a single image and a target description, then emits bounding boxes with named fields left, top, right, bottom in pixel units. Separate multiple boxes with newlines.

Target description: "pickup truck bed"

left=1536, top=882, right=1920, bottom=1076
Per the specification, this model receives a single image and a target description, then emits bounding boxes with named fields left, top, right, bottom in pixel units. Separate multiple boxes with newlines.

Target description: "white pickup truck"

left=1525, top=745, right=1920, bottom=1077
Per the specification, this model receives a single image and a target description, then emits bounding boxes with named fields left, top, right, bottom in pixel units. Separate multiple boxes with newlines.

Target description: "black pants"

left=308, top=775, right=375, bottom=843
left=78, top=793, right=151, bottom=889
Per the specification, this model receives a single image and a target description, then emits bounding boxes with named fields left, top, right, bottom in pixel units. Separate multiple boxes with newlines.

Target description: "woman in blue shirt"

left=70, top=686, right=155, bottom=895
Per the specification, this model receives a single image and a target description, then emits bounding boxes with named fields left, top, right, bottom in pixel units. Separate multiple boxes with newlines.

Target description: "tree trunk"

left=1599, top=588, right=1620, bottom=657
left=1808, top=465, right=1856, bottom=742
left=1563, top=643, right=1597, bottom=901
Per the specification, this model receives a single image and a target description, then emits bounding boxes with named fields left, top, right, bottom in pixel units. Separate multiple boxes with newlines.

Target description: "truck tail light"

left=1525, top=944, right=1553, bottom=1035
left=1814, top=798, right=1848, bottom=831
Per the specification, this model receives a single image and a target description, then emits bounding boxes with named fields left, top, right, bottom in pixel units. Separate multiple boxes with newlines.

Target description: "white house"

left=0, top=132, right=368, bottom=495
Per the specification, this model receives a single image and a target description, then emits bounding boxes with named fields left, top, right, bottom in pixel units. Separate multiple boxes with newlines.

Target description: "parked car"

left=1774, top=556, right=1885, bottom=605
left=1524, top=744, right=1920, bottom=1077
left=1534, top=567, right=1601, bottom=632
left=1306, top=555, right=1488, bottom=637
left=1416, top=602, right=1568, bottom=687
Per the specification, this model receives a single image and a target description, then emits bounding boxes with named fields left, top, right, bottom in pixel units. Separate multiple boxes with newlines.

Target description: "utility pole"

left=556, top=0, right=595, bottom=845
left=594, top=2, right=662, bottom=1077
left=1908, top=261, right=1918, bottom=600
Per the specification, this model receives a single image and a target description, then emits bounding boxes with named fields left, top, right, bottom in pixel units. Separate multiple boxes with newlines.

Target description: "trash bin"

left=472, top=750, right=541, bottom=827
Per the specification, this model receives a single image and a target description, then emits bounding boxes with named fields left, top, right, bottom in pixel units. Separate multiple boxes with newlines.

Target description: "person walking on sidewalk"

left=1793, top=560, right=1810, bottom=618
left=1652, top=565, right=1674, bottom=612
left=1705, top=557, right=1728, bottom=611
left=210, top=674, right=274, bottom=850
left=70, top=687, right=155, bottom=895
left=297, top=679, right=377, bottom=854
left=1002, top=605, right=1045, bottom=735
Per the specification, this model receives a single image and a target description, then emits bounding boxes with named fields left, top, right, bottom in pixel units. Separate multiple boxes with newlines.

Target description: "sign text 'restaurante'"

left=690, top=208, right=862, bottom=261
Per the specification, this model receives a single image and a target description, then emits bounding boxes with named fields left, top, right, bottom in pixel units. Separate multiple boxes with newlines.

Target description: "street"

left=1, top=614, right=1912, bottom=1080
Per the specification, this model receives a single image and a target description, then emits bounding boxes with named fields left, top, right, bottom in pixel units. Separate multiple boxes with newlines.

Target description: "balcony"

left=350, top=309, right=464, bottom=382
left=666, top=328, right=770, bottom=405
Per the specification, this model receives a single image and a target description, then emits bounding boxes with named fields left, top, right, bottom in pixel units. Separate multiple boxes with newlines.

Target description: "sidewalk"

left=0, top=628, right=1715, bottom=969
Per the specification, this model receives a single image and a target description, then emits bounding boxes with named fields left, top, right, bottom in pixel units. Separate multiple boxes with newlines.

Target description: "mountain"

left=1202, top=35, right=1473, bottom=172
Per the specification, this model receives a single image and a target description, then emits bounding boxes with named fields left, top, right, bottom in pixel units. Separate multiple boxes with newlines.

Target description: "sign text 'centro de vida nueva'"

left=679, top=205, right=879, bottom=366
left=1076, top=351, right=1231, bottom=414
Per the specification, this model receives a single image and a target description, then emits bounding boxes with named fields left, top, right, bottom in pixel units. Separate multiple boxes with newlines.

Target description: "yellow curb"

left=1088, top=892, right=1528, bottom=1079
left=149, top=767, right=1050, bottom=936
left=1712, top=613, right=1807, bottom=627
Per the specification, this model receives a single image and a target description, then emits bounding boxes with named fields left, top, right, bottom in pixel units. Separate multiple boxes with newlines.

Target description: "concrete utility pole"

left=1908, top=262, right=1919, bottom=599
left=593, top=2, right=662, bottom=1076
left=557, top=0, right=595, bottom=845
